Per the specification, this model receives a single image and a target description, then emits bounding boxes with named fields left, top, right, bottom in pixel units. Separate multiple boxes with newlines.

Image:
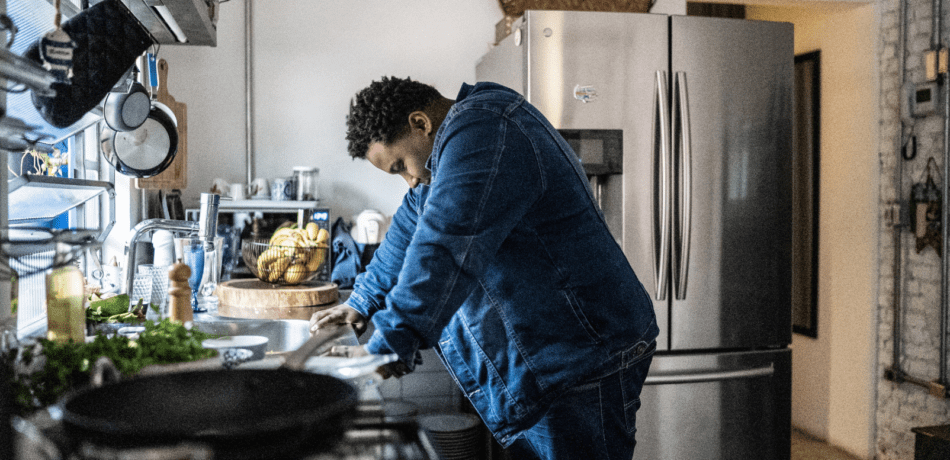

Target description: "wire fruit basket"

left=241, top=224, right=330, bottom=286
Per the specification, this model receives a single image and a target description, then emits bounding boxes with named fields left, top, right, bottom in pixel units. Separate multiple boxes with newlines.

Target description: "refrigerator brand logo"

left=573, top=85, right=597, bottom=103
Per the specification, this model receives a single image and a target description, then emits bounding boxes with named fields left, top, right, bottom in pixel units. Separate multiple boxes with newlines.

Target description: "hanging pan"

left=102, top=68, right=151, bottom=132
left=99, top=99, right=178, bottom=178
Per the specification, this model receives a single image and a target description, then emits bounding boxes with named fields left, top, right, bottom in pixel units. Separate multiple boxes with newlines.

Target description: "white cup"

left=251, top=178, right=270, bottom=198
left=229, top=183, right=246, bottom=201
left=211, top=178, right=229, bottom=196
left=99, top=265, right=123, bottom=295
left=153, top=230, right=176, bottom=266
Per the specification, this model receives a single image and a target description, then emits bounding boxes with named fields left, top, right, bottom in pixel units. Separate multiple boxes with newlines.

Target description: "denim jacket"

left=346, top=82, right=659, bottom=445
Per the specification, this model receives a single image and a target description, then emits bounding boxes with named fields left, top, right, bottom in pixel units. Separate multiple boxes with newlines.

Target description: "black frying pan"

left=57, top=325, right=356, bottom=458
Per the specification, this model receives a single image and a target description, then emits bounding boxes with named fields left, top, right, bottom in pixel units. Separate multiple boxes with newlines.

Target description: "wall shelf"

left=186, top=200, right=326, bottom=227
left=7, top=175, right=115, bottom=243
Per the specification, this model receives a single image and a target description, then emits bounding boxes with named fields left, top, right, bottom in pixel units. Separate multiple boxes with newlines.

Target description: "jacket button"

left=634, top=343, right=647, bottom=355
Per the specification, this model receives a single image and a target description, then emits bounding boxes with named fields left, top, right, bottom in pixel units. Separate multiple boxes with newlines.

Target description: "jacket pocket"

left=561, top=289, right=603, bottom=344
left=621, top=340, right=655, bottom=434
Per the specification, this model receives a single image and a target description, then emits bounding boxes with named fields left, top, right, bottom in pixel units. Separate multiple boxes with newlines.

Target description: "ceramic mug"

left=251, top=178, right=270, bottom=199
left=271, top=177, right=295, bottom=201
left=210, top=178, right=229, bottom=196
left=229, top=183, right=246, bottom=201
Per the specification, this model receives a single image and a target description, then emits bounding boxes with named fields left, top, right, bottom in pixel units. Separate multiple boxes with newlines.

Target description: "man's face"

left=366, top=112, right=434, bottom=188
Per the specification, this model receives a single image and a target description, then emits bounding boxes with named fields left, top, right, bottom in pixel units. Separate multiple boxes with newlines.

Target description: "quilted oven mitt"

left=24, top=0, right=152, bottom=128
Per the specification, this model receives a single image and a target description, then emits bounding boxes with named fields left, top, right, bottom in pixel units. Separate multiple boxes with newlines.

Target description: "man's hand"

left=324, top=344, right=412, bottom=379
left=310, top=304, right=368, bottom=336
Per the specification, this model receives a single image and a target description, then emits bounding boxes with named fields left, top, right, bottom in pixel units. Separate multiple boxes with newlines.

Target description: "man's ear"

left=408, top=111, right=431, bottom=135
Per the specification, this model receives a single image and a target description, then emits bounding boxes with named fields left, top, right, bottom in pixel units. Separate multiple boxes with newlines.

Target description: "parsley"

left=5, top=319, right=218, bottom=415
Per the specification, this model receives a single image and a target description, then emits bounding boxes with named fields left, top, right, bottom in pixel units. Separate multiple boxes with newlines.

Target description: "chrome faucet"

left=124, top=193, right=220, bottom=296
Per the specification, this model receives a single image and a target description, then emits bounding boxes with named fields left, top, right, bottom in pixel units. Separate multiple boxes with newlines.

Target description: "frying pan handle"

left=90, top=356, right=122, bottom=388
left=282, top=324, right=351, bottom=371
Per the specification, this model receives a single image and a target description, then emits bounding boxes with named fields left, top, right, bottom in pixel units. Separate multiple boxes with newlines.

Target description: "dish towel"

left=330, top=217, right=361, bottom=289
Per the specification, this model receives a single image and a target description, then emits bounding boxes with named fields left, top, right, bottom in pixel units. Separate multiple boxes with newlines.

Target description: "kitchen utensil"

left=116, top=326, right=145, bottom=339
left=46, top=265, right=85, bottom=343
left=351, top=209, right=388, bottom=244
left=418, top=413, right=484, bottom=460
left=24, top=0, right=152, bottom=128
left=219, top=224, right=241, bottom=281
left=135, top=58, right=189, bottom=190
left=216, top=278, right=339, bottom=320
left=251, top=177, right=270, bottom=199
left=92, top=264, right=122, bottom=295
left=182, top=242, right=204, bottom=311
left=103, top=79, right=150, bottom=132
left=159, top=189, right=186, bottom=221
left=229, top=183, right=246, bottom=201
left=130, top=265, right=155, bottom=308
left=210, top=178, right=229, bottom=196
left=293, top=166, right=320, bottom=201
left=241, top=240, right=328, bottom=286
left=201, top=335, right=268, bottom=361
left=271, top=177, right=294, bottom=201
left=152, top=230, right=176, bottom=267
left=98, top=100, right=178, bottom=178
left=56, top=324, right=357, bottom=458
left=174, top=236, right=224, bottom=312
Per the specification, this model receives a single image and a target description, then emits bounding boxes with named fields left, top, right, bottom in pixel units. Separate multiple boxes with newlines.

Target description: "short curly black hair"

left=345, top=76, right=443, bottom=159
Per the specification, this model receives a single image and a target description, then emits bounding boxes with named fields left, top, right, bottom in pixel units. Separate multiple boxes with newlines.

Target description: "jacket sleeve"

left=346, top=189, right=423, bottom=319
left=364, top=105, right=544, bottom=367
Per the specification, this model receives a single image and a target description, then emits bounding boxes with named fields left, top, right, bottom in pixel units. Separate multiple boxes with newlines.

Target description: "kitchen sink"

left=191, top=314, right=314, bottom=353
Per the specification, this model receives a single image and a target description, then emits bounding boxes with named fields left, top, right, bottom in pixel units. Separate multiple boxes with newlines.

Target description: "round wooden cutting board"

left=215, top=279, right=339, bottom=320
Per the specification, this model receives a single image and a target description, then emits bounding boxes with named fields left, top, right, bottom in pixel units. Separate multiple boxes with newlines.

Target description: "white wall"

left=159, top=0, right=503, bottom=222
left=748, top=3, right=879, bottom=459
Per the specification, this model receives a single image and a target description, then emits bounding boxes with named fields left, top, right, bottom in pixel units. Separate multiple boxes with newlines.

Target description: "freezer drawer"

left=635, top=349, right=791, bottom=460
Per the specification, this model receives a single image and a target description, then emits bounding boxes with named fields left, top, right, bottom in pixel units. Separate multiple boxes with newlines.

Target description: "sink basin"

left=190, top=314, right=388, bottom=384
left=191, top=314, right=315, bottom=354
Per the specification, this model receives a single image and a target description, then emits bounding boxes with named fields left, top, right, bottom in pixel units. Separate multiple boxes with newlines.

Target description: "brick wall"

left=877, top=0, right=950, bottom=458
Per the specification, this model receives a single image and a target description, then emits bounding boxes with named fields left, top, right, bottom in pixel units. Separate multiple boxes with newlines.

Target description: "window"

left=4, top=0, right=112, bottom=337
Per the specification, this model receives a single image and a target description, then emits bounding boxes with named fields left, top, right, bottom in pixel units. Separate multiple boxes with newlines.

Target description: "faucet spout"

left=197, top=193, right=221, bottom=251
left=124, top=219, right=198, bottom=296
left=123, top=193, right=221, bottom=297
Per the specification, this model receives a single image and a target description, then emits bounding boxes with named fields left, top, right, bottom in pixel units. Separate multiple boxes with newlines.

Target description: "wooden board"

left=215, top=279, right=340, bottom=320
left=135, top=59, right=188, bottom=190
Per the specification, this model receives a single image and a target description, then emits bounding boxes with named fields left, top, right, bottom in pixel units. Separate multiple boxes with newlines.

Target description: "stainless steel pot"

left=99, top=100, right=178, bottom=178
left=102, top=80, right=150, bottom=132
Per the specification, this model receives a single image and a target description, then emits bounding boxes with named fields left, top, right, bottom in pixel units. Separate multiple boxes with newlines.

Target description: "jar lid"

left=293, top=166, right=319, bottom=173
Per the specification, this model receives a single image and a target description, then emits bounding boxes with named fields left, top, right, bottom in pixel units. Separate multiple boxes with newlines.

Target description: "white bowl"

left=201, top=335, right=269, bottom=361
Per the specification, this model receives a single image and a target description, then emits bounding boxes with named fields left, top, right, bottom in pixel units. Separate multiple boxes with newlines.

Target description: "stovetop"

left=14, top=401, right=440, bottom=460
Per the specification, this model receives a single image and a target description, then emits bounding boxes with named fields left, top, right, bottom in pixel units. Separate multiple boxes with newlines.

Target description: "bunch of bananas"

left=256, top=222, right=330, bottom=284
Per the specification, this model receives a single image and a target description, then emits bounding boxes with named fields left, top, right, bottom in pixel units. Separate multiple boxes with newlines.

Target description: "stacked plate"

left=418, top=413, right=484, bottom=460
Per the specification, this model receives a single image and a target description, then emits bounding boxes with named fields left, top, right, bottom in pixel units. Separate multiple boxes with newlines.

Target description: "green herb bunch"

left=8, top=319, right=218, bottom=415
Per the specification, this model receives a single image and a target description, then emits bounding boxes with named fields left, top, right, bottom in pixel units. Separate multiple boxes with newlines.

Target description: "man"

left=311, top=76, right=658, bottom=460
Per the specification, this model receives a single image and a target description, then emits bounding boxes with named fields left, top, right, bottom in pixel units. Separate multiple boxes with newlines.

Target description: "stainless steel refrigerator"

left=476, top=10, right=793, bottom=460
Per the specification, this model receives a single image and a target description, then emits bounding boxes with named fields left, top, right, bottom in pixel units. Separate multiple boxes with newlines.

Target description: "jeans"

left=505, top=343, right=655, bottom=460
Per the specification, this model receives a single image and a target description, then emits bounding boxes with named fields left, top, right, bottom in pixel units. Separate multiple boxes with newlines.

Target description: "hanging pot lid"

left=99, top=100, right=178, bottom=178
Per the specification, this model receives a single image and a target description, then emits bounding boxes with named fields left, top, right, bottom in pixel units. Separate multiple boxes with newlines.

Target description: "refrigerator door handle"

left=644, top=363, right=774, bottom=385
left=652, top=70, right=671, bottom=301
left=673, top=71, right=692, bottom=300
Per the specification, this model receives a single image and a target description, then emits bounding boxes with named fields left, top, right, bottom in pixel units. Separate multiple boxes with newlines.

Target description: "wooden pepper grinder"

left=167, top=262, right=193, bottom=323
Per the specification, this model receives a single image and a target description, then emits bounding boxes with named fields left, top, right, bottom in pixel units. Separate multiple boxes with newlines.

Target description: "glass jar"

left=293, top=166, right=320, bottom=202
